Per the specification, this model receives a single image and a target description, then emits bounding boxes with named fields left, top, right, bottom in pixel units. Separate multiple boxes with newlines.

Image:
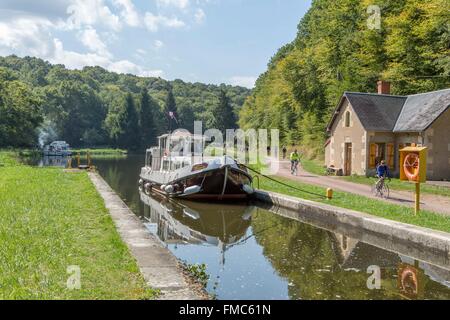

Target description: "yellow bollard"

left=77, top=153, right=80, bottom=168
left=326, top=188, right=333, bottom=200
left=67, top=157, right=72, bottom=169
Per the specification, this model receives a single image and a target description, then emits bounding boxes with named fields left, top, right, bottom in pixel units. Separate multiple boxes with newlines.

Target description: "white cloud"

left=78, top=27, right=112, bottom=58
left=136, top=48, right=147, bottom=55
left=144, top=12, right=185, bottom=32
left=108, top=59, right=164, bottom=77
left=66, top=0, right=121, bottom=31
left=0, top=17, right=55, bottom=57
left=52, top=38, right=163, bottom=77
left=194, top=8, right=205, bottom=23
left=229, top=76, right=257, bottom=89
left=112, top=0, right=140, bottom=27
left=157, top=0, right=190, bottom=9
left=52, top=38, right=110, bottom=69
left=154, top=40, right=164, bottom=49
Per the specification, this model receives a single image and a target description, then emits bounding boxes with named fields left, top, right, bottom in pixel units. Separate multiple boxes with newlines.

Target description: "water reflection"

left=23, top=155, right=71, bottom=167
left=140, top=191, right=255, bottom=265
left=92, top=155, right=450, bottom=300
left=139, top=191, right=450, bottom=300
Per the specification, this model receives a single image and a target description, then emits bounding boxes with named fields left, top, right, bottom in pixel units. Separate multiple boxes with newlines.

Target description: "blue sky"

left=0, top=0, right=311, bottom=88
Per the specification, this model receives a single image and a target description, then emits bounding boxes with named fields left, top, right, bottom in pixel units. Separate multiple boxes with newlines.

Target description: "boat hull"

left=140, top=166, right=253, bottom=201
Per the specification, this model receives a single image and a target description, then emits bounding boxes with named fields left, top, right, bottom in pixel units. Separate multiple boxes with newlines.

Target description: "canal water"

left=91, top=154, right=450, bottom=300
left=40, top=155, right=450, bottom=299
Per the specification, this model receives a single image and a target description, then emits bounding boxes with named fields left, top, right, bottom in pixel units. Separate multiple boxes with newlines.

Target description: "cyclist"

left=376, top=160, right=390, bottom=190
left=290, top=149, right=300, bottom=175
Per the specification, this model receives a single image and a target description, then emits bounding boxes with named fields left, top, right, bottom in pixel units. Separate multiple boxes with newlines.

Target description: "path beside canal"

left=277, top=160, right=450, bottom=216
left=88, top=172, right=208, bottom=300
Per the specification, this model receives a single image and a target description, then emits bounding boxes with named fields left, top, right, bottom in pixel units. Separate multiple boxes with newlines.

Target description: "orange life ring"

left=403, top=153, right=420, bottom=181
left=400, top=266, right=418, bottom=296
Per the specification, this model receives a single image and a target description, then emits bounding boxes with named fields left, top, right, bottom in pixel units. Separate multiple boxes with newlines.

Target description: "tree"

left=0, top=71, right=43, bottom=147
left=139, top=89, right=157, bottom=149
left=164, top=87, right=178, bottom=132
left=118, top=93, right=140, bottom=150
left=238, top=0, right=450, bottom=159
left=0, top=55, right=252, bottom=148
left=208, top=90, right=236, bottom=134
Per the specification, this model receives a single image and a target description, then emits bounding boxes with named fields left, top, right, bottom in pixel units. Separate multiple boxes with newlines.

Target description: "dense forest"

left=239, top=0, right=450, bottom=158
left=0, top=55, right=250, bottom=149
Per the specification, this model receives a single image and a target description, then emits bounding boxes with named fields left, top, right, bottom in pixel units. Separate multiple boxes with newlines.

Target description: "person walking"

left=282, top=146, right=287, bottom=159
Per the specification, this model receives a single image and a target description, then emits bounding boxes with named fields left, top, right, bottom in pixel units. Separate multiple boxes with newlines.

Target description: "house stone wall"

left=425, top=107, right=450, bottom=181
left=326, top=99, right=367, bottom=175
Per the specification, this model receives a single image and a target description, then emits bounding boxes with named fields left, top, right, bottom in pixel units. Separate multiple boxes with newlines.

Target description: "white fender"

left=242, top=184, right=254, bottom=194
left=164, top=185, right=174, bottom=193
left=183, top=185, right=201, bottom=196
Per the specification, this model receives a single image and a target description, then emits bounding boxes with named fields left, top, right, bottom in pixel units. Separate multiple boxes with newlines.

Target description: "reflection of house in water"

left=329, top=232, right=401, bottom=269
left=140, top=191, right=254, bottom=248
left=328, top=231, right=450, bottom=294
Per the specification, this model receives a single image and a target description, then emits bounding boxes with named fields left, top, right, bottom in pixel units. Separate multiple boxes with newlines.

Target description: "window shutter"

left=387, top=143, right=394, bottom=168
left=369, top=143, right=376, bottom=168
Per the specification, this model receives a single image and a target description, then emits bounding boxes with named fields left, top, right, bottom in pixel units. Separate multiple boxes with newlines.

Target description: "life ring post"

left=415, top=182, right=420, bottom=214
left=399, top=146, right=428, bottom=215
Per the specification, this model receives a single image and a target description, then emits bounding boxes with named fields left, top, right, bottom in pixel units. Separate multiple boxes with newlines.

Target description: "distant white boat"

left=43, top=141, right=72, bottom=156
left=139, top=131, right=254, bottom=200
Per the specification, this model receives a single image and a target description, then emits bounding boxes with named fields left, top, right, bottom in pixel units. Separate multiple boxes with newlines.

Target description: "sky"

left=0, top=0, right=311, bottom=88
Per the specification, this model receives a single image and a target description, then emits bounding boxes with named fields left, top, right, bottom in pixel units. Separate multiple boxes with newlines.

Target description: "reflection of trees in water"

left=95, top=156, right=144, bottom=214
left=251, top=209, right=450, bottom=300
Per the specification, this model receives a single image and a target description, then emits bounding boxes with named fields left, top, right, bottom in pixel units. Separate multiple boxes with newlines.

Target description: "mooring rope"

left=242, top=163, right=328, bottom=199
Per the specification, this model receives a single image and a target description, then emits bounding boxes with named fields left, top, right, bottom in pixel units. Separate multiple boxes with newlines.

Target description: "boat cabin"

left=145, top=131, right=206, bottom=172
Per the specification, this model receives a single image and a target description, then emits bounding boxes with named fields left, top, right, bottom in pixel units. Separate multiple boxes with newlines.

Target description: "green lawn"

left=0, top=151, right=157, bottom=299
left=343, top=175, right=450, bottom=198
left=301, top=158, right=326, bottom=176
left=250, top=163, right=450, bottom=234
left=298, top=157, right=450, bottom=197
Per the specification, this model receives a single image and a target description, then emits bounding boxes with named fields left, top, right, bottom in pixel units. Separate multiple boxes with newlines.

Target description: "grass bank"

left=298, top=157, right=450, bottom=197
left=343, top=175, right=450, bottom=198
left=300, top=158, right=326, bottom=176
left=250, top=163, right=450, bottom=234
left=0, top=151, right=156, bottom=299
left=72, top=148, right=128, bottom=156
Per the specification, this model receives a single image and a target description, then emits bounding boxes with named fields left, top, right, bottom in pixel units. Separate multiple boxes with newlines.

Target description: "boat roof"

left=158, top=131, right=205, bottom=140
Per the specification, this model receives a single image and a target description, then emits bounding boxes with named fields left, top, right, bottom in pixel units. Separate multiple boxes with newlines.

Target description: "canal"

left=43, top=155, right=450, bottom=299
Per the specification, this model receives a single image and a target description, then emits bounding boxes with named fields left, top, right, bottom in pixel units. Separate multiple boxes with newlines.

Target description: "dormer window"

left=344, top=111, right=351, bottom=127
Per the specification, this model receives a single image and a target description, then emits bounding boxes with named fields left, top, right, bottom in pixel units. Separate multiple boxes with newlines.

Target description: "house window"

left=344, top=111, right=351, bottom=127
left=369, top=143, right=389, bottom=168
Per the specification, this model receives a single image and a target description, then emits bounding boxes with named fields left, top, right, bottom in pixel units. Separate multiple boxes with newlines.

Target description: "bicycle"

left=291, top=160, right=299, bottom=176
left=371, top=176, right=390, bottom=199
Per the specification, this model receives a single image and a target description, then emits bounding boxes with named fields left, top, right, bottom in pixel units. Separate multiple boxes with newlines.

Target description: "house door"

left=344, top=143, right=352, bottom=176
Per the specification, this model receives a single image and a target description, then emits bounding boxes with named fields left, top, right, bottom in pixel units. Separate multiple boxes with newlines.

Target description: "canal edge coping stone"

left=88, top=172, right=208, bottom=300
left=254, top=190, right=450, bottom=260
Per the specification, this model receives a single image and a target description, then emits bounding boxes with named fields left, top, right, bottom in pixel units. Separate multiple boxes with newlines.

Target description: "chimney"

left=377, top=80, right=391, bottom=95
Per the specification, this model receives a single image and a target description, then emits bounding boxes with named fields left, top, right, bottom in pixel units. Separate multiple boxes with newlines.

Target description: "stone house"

left=324, top=81, right=450, bottom=180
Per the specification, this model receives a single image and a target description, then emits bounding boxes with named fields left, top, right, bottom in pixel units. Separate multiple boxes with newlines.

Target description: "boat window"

left=162, top=160, right=170, bottom=171
left=146, top=153, right=152, bottom=167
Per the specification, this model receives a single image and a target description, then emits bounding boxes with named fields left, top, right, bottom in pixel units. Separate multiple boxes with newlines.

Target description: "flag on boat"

left=168, top=111, right=179, bottom=124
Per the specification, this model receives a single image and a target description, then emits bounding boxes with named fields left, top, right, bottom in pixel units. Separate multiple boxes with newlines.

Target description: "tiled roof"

left=393, top=89, right=450, bottom=132
left=344, top=92, right=406, bottom=131
left=328, top=88, right=450, bottom=133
